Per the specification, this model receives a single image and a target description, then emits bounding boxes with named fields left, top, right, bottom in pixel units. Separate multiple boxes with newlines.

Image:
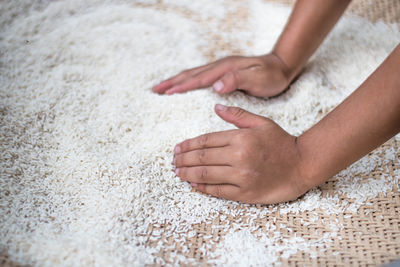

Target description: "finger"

left=212, top=68, right=254, bottom=94
left=164, top=61, right=234, bottom=95
left=153, top=64, right=211, bottom=93
left=195, top=183, right=241, bottom=200
left=175, top=166, right=234, bottom=184
left=214, top=104, right=266, bottom=128
left=174, top=147, right=231, bottom=167
left=175, top=131, right=236, bottom=154
left=152, top=79, right=175, bottom=93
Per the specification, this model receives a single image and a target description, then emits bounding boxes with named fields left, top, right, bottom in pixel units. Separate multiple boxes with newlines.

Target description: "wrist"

left=294, top=133, right=331, bottom=192
left=269, top=50, right=303, bottom=84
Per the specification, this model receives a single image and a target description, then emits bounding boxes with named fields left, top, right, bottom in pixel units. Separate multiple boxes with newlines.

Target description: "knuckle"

left=199, top=168, right=208, bottom=181
left=231, top=107, right=246, bottom=119
left=197, top=134, right=209, bottom=148
left=253, top=57, right=266, bottom=66
left=234, top=143, right=252, bottom=162
left=197, top=149, right=206, bottom=164
left=180, top=140, right=189, bottom=151
left=215, top=185, right=223, bottom=198
left=249, top=64, right=264, bottom=73
left=191, top=73, right=208, bottom=88
left=238, top=168, right=250, bottom=179
left=188, top=76, right=202, bottom=88
left=221, top=56, right=242, bottom=68
left=239, top=168, right=259, bottom=182
left=198, top=77, right=210, bottom=88
left=197, top=183, right=205, bottom=192
left=179, top=167, right=188, bottom=178
left=232, top=132, right=247, bottom=144
left=235, top=149, right=247, bottom=161
left=175, top=155, right=183, bottom=166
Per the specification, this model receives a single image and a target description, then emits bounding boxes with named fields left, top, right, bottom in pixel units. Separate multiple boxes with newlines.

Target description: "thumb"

left=214, top=104, right=266, bottom=128
left=212, top=69, right=250, bottom=94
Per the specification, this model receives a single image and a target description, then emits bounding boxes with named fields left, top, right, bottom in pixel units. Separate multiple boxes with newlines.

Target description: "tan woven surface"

left=348, top=0, right=400, bottom=23
left=1, top=0, right=399, bottom=266
left=145, top=143, right=400, bottom=266
left=269, top=0, right=400, bottom=23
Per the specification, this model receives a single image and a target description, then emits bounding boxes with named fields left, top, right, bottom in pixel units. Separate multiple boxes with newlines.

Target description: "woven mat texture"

left=146, top=140, right=400, bottom=266
left=1, top=0, right=399, bottom=266
left=270, top=0, right=400, bottom=23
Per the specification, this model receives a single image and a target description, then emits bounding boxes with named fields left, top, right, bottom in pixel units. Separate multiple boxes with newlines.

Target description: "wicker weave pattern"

left=143, top=141, right=400, bottom=266
left=129, top=1, right=400, bottom=265
left=269, top=0, right=400, bottom=23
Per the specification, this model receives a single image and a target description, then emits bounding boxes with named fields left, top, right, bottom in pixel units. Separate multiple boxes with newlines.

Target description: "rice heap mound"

left=0, top=0, right=399, bottom=266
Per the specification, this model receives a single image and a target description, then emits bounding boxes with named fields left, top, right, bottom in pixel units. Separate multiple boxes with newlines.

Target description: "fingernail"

left=175, top=168, right=180, bottom=175
left=174, top=145, right=181, bottom=154
left=213, top=80, right=224, bottom=92
left=215, top=104, right=228, bottom=111
left=191, top=182, right=197, bottom=187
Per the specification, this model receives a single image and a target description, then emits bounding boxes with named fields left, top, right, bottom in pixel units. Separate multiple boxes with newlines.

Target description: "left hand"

left=152, top=54, right=292, bottom=98
left=173, top=104, right=310, bottom=204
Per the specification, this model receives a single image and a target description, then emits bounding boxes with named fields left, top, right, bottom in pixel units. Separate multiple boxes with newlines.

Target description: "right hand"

left=173, top=104, right=309, bottom=204
left=152, top=53, right=295, bottom=98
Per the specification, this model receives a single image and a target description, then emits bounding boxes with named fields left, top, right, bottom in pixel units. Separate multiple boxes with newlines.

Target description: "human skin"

left=172, top=45, right=400, bottom=204
left=153, top=0, right=351, bottom=97
left=153, top=0, right=400, bottom=204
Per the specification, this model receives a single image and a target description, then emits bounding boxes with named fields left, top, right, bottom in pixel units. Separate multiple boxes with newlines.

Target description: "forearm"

left=298, top=44, right=400, bottom=187
left=273, top=0, right=351, bottom=80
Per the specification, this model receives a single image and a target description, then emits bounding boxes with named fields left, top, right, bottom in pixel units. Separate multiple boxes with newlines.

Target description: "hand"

left=173, top=104, right=309, bottom=204
left=153, top=53, right=293, bottom=98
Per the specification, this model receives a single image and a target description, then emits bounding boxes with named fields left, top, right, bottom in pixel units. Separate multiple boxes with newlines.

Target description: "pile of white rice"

left=0, top=0, right=399, bottom=266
